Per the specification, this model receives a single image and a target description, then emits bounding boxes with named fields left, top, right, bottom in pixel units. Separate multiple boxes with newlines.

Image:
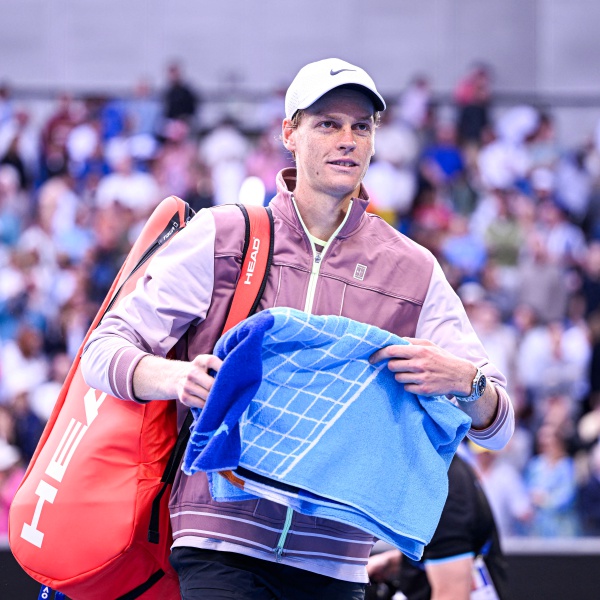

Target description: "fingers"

left=369, top=338, right=436, bottom=365
left=369, top=343, right=415, bottom=365
left=178, top=354, right=223, bottom=408
left=403, top=337, right=434, bottom=347
left=190, top=354, right=223, bottom=374
left=369, top=340, right=463, bottom=397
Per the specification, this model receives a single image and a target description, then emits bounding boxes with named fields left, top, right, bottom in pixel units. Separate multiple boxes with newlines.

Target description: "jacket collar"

left=270, top=168, right=370, bottom=239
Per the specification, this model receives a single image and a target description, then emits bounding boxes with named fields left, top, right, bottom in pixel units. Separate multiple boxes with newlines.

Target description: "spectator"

left=41, top=94, right=83, bottom=181
left=362, top=109, right=419, bottom=226
left=526, top=425, right=579, bottom=537
left=127, top=77, right=161, bottom=137
left=580, top=241, right=600, bottom=317
left=474, top=445, right=533, bottom=538
left=536, top=199, right=587, bottom=268
left=440, top=213, right=487, bottom=284
left=65, top=109, right=108, bottom=192
left=397, top=74, right=431, bottom=132
left=483, top=187, right=525, bottom=272
left=0, top=164, right=27, bottom=247
left=98, top=95, right=128, bottom=141
left=421, top=121, right=464, bottom=186
left=183, top=160, right=215, bottom=213
left=162, top=61, right=199, bottom=125
left=154, top=119, right=197, bottom=201
left=95, top=137, right=161, bottom=218
left=199, top=117, right=250, bottom=205
left=470, top=299, right=518, bottom=397
left=454, top=62, right=493, bottom=147
left=578, top=394, right=600, bottom=449
left=517, top=319, right=589, bottom=428
left=82, top=204, right=131, bottom=306
left=30, top=351, right=71, bottom=422
left=10, top=387, right=45, bottom=463
left=516, top=233, right=568, bottom=324
left=409, top=175, right=452, bottom=256
left=0, top=324, right=49, bottom=404
left=245, top=127, right=290, bottom=204
left=527, top=112, right=561, bottom=172
left=0, top=106, right=39, bottom=187
left=0, top=438, right=24, bottom=536
left=578, top=442, right=600, bottom=535
left=0, top=83, right=13, bottom=127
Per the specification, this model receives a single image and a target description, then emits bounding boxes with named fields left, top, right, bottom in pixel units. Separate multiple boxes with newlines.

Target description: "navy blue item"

left=170, top=547, right=366, bottom=600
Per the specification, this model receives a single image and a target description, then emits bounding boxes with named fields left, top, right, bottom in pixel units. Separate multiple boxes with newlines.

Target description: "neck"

left=292, top=188, right=355, bottom=240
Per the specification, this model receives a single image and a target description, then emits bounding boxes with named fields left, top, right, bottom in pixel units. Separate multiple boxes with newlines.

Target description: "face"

left=282, top=88, right=376, bottom=205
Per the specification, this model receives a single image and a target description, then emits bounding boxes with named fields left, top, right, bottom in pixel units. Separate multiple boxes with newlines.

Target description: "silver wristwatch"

left=456, top=367, right=486, bottom=402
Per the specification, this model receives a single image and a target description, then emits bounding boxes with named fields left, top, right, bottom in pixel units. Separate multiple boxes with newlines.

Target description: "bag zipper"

left=103, top=210, right=187, bottom=316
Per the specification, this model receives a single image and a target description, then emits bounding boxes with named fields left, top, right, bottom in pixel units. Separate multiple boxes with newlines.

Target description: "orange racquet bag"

left=9, top=197, right=273, bottom=599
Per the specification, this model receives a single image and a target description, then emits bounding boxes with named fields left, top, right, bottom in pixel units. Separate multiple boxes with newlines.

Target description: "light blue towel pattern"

left=182, top=307, right=472, bottom=560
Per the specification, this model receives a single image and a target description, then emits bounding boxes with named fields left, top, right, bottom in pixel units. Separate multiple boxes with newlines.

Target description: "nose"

left=337, top=126, right=356, bottom=150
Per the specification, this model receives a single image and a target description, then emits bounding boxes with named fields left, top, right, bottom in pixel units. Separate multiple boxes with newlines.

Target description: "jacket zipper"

left=272, top=197, right=354, bottom=560
left=304, top=251, right=323, bottom=312
left=273, top=505, right=294, bottom=561
left=291, top=195, right=353, bottom=314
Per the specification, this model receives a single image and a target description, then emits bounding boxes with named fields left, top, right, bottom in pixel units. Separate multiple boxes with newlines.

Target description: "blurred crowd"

left=0, top=61, right=599, bottom=541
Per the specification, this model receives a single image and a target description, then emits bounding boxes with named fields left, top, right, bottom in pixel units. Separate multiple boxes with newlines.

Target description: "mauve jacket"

left=82, top=168, right=514, bottom=583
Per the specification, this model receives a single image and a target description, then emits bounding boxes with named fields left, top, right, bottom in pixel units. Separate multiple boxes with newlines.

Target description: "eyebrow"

left=314, top=112, right=375, bottom=121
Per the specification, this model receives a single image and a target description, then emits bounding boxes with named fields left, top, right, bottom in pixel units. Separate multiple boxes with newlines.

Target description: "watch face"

left=476, top=374, right=487, bottom=397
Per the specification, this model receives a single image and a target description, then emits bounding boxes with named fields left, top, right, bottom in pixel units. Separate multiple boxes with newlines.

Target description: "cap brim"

left=296, top=82, right=386, bottom=115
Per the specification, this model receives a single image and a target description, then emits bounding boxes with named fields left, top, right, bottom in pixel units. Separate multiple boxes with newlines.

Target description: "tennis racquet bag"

left=9, top=197, right=273, bottom=600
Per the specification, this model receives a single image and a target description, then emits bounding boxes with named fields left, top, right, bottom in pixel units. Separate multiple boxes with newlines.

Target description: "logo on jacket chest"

left=353, top=264, right=367, bottom=281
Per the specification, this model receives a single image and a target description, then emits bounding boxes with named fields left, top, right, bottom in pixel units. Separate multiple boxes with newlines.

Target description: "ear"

left=281, top=119, right=296, bottom=153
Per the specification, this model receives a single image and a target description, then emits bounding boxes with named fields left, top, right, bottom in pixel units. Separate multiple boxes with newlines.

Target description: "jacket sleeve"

left=415, top=260, right=515, bottom=450
left=80, top=208, right=217, bottom=400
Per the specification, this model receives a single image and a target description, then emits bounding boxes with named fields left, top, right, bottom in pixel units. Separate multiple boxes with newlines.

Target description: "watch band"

left=456, top=367, right=486, bottom=402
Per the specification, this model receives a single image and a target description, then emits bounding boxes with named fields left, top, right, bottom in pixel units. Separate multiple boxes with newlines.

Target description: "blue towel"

left=182, top=308, right=471, bottom=559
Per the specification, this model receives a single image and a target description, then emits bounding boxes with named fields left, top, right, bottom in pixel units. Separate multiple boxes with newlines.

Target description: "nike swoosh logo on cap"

left=330, top=68, right=356, bottom=76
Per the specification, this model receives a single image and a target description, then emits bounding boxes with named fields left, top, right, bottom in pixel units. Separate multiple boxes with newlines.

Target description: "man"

left=81, top=58, right=514, bottom=600
left=163, top=61, right=199, bottom=124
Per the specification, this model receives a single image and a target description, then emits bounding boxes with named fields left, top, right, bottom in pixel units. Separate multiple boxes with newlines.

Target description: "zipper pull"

left=315, top=253, right=322, bottom=264
left=273, top=506, right=294, bottom=562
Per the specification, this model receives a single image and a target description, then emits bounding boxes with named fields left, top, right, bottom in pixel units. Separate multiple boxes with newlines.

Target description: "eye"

left=354, top=122, right=371, bottom=132
left=319, top=121, right=335, bottom=129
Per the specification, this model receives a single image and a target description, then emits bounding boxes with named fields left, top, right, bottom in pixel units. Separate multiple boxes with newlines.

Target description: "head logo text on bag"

left=20, top=388, right=107, bottom=548
left=243, top=237, right=261, bottom=285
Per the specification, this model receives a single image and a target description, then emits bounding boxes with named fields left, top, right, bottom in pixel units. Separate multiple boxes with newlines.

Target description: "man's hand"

left=176, top=354, right=223, bottom=408
left=369, top=338, right=476, bottom=398
left=132, top=353, right=223, bottom=408
left=370, top=338, right=501, bottom=429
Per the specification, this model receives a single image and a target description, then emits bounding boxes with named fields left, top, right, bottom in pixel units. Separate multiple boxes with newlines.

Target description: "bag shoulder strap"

left=223, top=204, right=274, bottom=334
left=148, top=203, right=274, bottom=544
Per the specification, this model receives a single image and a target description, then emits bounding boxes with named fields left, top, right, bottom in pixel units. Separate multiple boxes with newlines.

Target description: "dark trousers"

left=170, top=547, right=366, bottom=600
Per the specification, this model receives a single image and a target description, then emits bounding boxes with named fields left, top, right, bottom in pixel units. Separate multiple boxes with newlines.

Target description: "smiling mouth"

left=328, top=160, right=358, bottom=167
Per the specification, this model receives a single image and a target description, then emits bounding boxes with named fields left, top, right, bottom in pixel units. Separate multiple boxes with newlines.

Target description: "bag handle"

left=148, top=204, right=274, bottom=545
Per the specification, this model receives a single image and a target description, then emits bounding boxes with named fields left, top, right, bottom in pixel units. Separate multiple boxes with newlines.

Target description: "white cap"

left=285, top=58, right=386, bottom=120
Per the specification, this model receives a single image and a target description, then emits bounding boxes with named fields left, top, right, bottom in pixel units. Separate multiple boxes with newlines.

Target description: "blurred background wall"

left=1, top=0, right=599, bottom=144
